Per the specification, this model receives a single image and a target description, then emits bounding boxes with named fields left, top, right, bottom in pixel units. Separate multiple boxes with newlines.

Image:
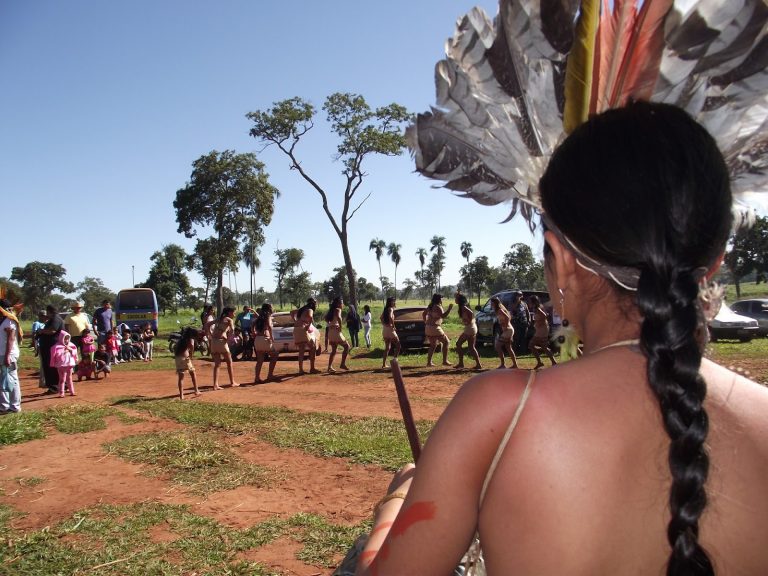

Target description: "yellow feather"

left=563, top=0, right=601, bottom=134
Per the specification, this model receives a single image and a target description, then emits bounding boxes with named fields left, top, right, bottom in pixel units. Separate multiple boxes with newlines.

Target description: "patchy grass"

left=105, top=431, right=273, bottom=495
left=113, top=397, right=434, bottom=471
left=0, top=411, right=46, bottom=446
left=0, top=404, right=152, bottom=446
left=0, top=501, right=367, bottom=574
left=13, top=476, right=46, bottom=488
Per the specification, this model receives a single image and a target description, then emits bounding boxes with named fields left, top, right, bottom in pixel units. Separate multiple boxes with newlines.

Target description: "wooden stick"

left=390, top=358, right=422, bottom=463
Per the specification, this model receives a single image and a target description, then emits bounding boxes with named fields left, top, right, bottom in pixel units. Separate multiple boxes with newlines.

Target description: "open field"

left=2, top=324, right=766, bottom=574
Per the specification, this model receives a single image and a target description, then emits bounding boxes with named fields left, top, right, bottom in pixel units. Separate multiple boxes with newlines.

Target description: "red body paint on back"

left=391, top=501, right=436, bottom=537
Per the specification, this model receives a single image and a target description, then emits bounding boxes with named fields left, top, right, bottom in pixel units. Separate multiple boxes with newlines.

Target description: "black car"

left=394, top=306, right=429, bottom=350
left=731, top=299, right=768, bottom=336
left=475, top=289, right=551, bottom=352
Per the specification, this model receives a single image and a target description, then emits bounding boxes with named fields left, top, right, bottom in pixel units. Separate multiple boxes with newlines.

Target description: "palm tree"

left=430, top=236, right=447, bottom=289
left=460, top=241, right=473, bottom=296
left=387, top=242, right=402, bottom=298
left=369, top=238, right=386, bottom=302
left=416, top=247, right=427, bottom=301
left=242, top=240, right=261, bottom=307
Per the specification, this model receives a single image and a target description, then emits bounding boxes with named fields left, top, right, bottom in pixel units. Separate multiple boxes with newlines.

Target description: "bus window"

left=115, top=288, right=159, bottom=332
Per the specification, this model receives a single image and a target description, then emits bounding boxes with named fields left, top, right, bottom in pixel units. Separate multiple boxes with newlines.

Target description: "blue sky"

left=1, top=0, right=540, bottom=296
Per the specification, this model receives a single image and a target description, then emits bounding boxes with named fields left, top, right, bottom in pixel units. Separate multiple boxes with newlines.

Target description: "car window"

left=272, top=314, right=294, bottom=327
left=394, top=309, right=425, bottom=321
left=732, top=302, right=748, bottom=313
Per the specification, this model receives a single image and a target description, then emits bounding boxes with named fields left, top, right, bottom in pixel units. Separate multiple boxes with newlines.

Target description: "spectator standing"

left=141, top=323, right=155, bottom=362
left=346, top=304, right=361, bottom=348
left=31, top=310, right=47, bottom=388
left=235, top=306, right=254, bottom=360
left=510, top=291, right=531, bottom=354
left=92, top=300, right=113, bottom=345
left=37, top=305, right=64, bottom=394
left=362, top=305, right=372, bottom=348
left=0, top=299, right=22, bottom=413
left=64, top=301, right=91, bottom=351
left=50, top=331, right=78, bottom=397
left=81, top=328, right=96, bottom=361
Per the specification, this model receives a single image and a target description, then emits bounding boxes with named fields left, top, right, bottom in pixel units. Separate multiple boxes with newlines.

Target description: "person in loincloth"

left=454, top=292, right=482, bottom=370
left=210, top=307, right=238, bottom=390
left=291, top=298, right=320, bottom=375
left=424, top=293, right=453, bottom=367
left=324, top=297, right=351, bottom=373
left=380, top=297, right=400, bottom=369
left=491, top=296, right=518, bottom=369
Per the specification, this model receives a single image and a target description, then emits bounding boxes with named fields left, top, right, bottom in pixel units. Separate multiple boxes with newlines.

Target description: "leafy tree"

left=174, top=150, right=279, bottom=313
left=284, top=271, right=313, bottom=307
left=460, top=256, right=492, bottom=306
left=387, top=242, right=402, bottom=295
left=460, top=241, right=473, bottom=295
left=10, top=262, right=75, bottom=317
left=401, top=278, right=418, bottom=301
left=322, top=267, right=351, bottom=303
left=356, top=277, right=378, bottom=302
left=76, top=277, right=116, bottom=313
left=247, top=93, right=410, bottom=306
left=415, top=248, right=428, bottom=300
left=0, top=278, right=24, bottom=314
left=369, top=238, right=386, bottom=301
left=502, top=243, right=547, bottom=290
left=143, top=244, right=192, bottom=314
left=429, top=236, right=447, bottom=289
left=725, top=215, right=768, bottom=298
left=242, top=237, right=262, bottom=307
left=186, top=238, right=220, bottom=304
left=272, top=248, right=304, bottom=308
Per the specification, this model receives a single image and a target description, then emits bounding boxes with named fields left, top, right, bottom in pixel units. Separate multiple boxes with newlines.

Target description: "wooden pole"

left=390, top=358, right=421, bottom=462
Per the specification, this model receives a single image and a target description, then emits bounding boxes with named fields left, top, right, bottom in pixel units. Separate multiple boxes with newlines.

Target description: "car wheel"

left=708, top=328, right=718, bottom=343
left=739, top=335, right=752, bottom=342
left=168, top=341, right=176, bottom=353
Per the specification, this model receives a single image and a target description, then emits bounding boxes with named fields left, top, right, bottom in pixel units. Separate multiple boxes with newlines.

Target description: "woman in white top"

left=361, top=305, right=372, bottom=348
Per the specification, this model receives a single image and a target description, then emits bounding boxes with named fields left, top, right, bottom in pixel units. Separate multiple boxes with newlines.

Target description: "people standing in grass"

left=346, top=304, right=361, bottom=348
left=252, top=303, right=278, bottom=384
left=51, top=330, right=78, bottom=397
left=64, top=301, right=91, bottom=351
left=510, top=290, right=531, bottom=354
left=141, top=323, right=155, bottom=362
left=362, top=305, right=373, bottom=349
left=424, top=294, right=453, bottom=368
left=92, top=299, right=113, bottom=345
left=380, top=297, right=400, bottom=369
left=491, top=296, right=518, bottom=369
left=235, top=306, right=254, bottom=360
left=528, top=295, right=557, bottom=369
left=210, top=307, right=238, bottom=390
left=37, top=305, right=64, bottom=393
left=174, top=327, right=200, bottom=400
left=325, top=297, right=351, bottom=373
left=291, top=298, right=319, bottom=375
left=81, top=328, right=96, bottom=361
left=106, top=327, right=120, bottom=365
left=0, top=299, right=22, bottom=414
left=454, top=293, right=482, bottom=370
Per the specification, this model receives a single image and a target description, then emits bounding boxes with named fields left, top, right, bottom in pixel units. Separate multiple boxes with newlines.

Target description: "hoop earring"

left=553, top=288, right=580, bottom=360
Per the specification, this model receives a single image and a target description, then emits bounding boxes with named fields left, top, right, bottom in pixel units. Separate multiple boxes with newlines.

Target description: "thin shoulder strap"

left=479, top=370, right=537, bottom=507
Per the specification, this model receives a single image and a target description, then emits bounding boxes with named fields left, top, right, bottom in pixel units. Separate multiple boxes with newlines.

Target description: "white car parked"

left=708, top=303, right=759, bottom=342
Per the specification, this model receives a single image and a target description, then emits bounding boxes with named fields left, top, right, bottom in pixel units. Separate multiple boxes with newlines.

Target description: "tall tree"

left=416, top=247, right=428, bottom=301
left=273, top=248, right=304, bottom=308
left=174, top=150, right=279, bottom=313
left=725, top=216, right=768, bottom=298
left=76, top=278, right=116, bottom=313
left=460, top=256, right=492, bottom=305
left=429, top=236, right=447, bottom=289
left=242, top=238, right=261, bottom=307
left=460, top=241, right=474, bottom=295
left=387, top=242, right=402, bottom=297
left=247, top=93, right=410, bottom=307
left=186, top=238, right=220, bottom=305
left=10, top=262, right=75, bottom=316
left=143, top=244, right=192, bottom=314
left=369, top=238, right=386, bottom=301
left=502, top=243, right=546, bottom=289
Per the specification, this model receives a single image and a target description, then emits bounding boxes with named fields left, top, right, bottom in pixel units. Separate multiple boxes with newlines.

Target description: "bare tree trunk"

left=340, top=231, right=358, bottom=307
left=216, top=269, right=224, bottom=316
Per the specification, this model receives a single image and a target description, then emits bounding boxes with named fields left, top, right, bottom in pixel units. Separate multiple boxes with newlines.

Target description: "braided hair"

left=539, top=102, right=732, bottom=575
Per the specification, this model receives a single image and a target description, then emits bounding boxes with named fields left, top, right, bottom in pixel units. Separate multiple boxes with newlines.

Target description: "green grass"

left=112, top=397, right=434, bottom=471
left=0, top=501, right=369, bottom=574
left=13, top=476, right=46, bottom=488
left=105, top=431, right=273, bottom=495
left=724, top=282, right=768, bottom=302
left=0, top=404, right=148, bottom=446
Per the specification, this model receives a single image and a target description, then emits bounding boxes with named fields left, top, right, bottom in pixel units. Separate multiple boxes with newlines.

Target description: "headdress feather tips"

left=407, top=0, right=768, bottom=226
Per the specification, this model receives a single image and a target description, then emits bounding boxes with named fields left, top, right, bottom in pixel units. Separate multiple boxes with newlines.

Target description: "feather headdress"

left=407, top=0, right=768, bottom=228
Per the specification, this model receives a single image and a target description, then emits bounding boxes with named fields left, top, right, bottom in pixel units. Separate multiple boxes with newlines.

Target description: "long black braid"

left=540, top=101, right=732, bottom=574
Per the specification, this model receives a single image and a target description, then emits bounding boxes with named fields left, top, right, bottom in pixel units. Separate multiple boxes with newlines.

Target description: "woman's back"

left=474, top=353, right=768, bottom=575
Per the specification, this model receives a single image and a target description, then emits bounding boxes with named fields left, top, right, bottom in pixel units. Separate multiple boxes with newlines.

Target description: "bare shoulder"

left=702, top=359, right=768, bottom=444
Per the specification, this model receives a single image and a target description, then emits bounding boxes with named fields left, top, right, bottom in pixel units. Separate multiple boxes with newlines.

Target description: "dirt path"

left=2, top=361, right=471, bottom=575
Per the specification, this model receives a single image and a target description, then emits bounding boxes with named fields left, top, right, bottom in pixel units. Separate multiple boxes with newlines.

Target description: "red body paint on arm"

left=390, top=501, right=436, bottom=537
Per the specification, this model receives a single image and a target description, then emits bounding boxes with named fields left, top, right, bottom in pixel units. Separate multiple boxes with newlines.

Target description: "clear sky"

left=1, top=0, right=543, bottom=297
